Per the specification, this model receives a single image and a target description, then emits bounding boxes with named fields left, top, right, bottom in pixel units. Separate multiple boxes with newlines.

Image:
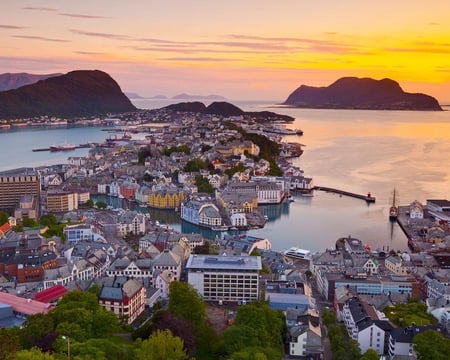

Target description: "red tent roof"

left=34, top=285, right=68, bottom=303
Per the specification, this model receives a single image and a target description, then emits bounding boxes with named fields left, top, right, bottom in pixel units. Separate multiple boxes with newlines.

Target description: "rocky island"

left=0, top=70, right=136, bottom=118
left=283, top=77, right=443, bottom=111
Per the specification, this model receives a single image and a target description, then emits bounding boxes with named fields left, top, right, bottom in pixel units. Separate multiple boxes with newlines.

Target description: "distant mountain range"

left=125, top=92, right=227, bottom=100
left=0, top=70, right=136, bottom=118
left=0, top=72, right=62, bottom=91
left=283, top=77, right=442, bottom=111
left=164, top=101, right=294, bottom=122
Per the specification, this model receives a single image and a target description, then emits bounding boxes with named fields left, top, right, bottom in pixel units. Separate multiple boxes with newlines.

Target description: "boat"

left=389, top=188, right=399, bottom=221
left=283, top=247, right=312, bottom=260
left=49, top=143, right=76, bottom=151
left=264, top=125, right=303, bottom=136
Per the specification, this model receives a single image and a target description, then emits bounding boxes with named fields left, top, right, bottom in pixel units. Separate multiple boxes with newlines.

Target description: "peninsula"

left=283, top=77, right=443, bottom=111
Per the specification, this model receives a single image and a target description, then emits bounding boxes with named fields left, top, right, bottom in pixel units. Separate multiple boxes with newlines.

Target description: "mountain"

left=0, top=70, right=136, bottom=118
left=124, top=92, right=146, bottom=99
left=164, top=101, right=294, bottom=122
left=283, top=77, right=442, bottom=110
left=172, top=93, right=227, bottom=100
left=0, top=72, right=62, bottom=91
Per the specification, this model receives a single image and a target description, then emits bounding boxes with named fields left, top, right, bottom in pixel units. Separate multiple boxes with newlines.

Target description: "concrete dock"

left=313, top=186, right=376, bottom=203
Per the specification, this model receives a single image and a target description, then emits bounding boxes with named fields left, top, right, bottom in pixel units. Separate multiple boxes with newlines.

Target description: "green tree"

left=85, top=198, right=94, bottom=208
left=413, top=329, right=450, bottom=360
left=0, top=327, right=21, bottom=360
left=19, top=313, right=56, bottom=351
left=96, top=201, right=107, bottom=209
left=0, top=210, right=9, bottom=225
left=361, top=348, right=380, bottom=360
left=184, top=158, right=208, bottom=172
left=14, top=348, right=55, bottom=360
left=39, top=214, right=57, bottom=227
left=22, top=217, right=38, bottom=228
left=135, top=329, right=189, bottom=360
left=168, top=282, right=206, bottom=329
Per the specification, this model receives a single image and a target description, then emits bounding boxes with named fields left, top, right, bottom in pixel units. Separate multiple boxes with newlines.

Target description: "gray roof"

left=186, top=254, right=262, bottom=271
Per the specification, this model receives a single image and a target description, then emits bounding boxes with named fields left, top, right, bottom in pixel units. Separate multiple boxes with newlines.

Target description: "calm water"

left=2, top=99, right=450, bottom=253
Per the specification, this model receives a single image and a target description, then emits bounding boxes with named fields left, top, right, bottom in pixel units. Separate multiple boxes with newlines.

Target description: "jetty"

left=32, top=144, right=92, bottom=152
left=313, top=186, right=375, bottom=203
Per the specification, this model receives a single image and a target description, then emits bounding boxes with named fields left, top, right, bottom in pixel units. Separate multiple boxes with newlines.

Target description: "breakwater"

left=313, top=186, right=376, bottom=203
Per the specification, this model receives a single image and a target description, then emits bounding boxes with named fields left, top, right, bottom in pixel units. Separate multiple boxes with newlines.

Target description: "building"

left=98, top=276, right=146, bottom=324
left=0, top=168, right=41, bottom=212
left=186, top=254, right=262, bottom=303
left=14, top=194, right=40, bottom=220
left=46, top=190, right=78, bottom=212
left=388, top=325, right=439, bottom=358
left=116, top=210, right=146, bottom=236
left=342, top=297, right=393, bottom=355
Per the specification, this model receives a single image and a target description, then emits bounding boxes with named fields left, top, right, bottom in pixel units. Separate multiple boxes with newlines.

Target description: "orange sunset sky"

left=2, top=1, right=450, bottom=102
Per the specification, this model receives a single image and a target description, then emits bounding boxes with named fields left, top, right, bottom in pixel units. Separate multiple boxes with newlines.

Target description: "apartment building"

left=0, top=168, right=40, bottom=212
left=186, top=254, right=262, bottom=303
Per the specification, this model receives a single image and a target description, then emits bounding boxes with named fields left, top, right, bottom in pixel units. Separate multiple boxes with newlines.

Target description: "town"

left=1, top=106, right=450, bottom=359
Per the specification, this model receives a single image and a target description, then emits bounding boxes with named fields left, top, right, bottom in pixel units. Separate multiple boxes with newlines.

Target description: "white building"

left=186, top=254, right=262, bottom=303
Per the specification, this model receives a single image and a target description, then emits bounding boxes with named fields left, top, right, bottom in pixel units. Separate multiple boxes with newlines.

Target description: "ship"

left=389, top=188, right=399, bottom=221
left=283, top=247, right=312, bottom=260
left=49, top=143, right=76, bottom=151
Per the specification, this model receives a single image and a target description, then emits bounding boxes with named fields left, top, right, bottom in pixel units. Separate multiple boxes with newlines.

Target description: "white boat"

left=283, top=247, right=312, bottom=260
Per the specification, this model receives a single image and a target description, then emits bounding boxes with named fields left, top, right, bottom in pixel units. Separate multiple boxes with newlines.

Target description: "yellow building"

left=148, top=188, right=186, bottom=209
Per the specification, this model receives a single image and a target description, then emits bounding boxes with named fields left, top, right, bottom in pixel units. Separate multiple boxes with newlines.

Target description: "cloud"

left=70, top=29, right=130, bottom=40
left=22, top=7, right=57, bottom=12
left=74, top=51, right=106, bottom=55
left=0, top=24, right=26, bottom=29
left=158, top=57, right=239, bottom=62
left=12, top=35, right=69, bottom=43
left=58, top=13, right=109, bottom=19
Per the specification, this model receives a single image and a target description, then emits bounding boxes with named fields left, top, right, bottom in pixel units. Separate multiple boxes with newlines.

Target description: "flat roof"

left=186, top=254, right=262, bottom=271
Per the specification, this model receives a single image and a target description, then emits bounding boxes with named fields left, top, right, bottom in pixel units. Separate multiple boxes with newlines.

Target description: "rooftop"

left=186, top=254, right=262, bottom=271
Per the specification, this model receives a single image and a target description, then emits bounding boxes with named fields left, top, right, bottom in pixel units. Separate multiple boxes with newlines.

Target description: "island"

left=283, top=77, right=443, bottom=111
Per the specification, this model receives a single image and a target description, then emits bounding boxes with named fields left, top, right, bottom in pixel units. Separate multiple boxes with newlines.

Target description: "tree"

left=168, top=282, right=206, bottom=329
left=0, top=327, right=21, bottom=360
left=151, top=311, right=196, bottom=357
left=14, top=348, right=55, bottom=360
left=0, top=210, right=9, bottom=225
left=85, top=198, right=94, bottom=208
left=96, top=200, right=107, bottom=209
left=413, top=329, right=450, bottom=360
left=135, top=329, right=190, bottom=360
left=361, top=348, right=380, bottom=360
left=39, top=214, right=57, bottom=227
left=22, top=217, right=38, bottom=228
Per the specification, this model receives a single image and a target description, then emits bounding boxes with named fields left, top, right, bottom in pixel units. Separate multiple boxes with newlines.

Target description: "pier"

left=32, top=144, right=92, bottom=152
left=313, top=186, right=376, bottom=203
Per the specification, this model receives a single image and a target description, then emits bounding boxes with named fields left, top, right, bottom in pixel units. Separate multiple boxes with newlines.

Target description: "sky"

left=2, top=1, right=450, bottom=102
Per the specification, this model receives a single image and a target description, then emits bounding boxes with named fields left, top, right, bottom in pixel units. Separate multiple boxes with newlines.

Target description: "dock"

left=313, top=186, right=375, bottom=203
left=32, top=144, right=92, bottom=152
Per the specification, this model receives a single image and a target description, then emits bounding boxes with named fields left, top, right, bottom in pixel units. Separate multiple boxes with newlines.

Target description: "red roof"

left=34, top=285, right=68, bottom=303
left=0, top=292, right=53, bottom=315
left=0, top=223, right=11, bottom=235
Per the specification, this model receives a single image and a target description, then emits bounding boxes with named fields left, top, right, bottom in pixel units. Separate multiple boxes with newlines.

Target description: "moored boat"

left=283, top=247, right=312, bottom=260
left=49, top=143, right=76, bottom=151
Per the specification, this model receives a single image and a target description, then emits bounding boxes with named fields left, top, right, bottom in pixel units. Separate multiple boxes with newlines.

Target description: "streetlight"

left=61, top=336, right=70, bottom=360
